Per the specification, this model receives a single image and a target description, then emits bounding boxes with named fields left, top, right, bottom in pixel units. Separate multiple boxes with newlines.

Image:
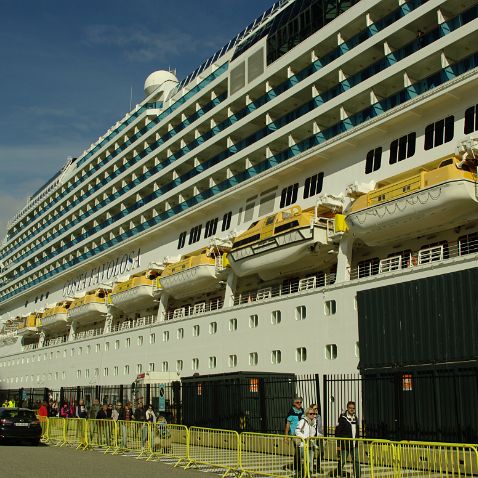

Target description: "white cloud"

left=83, top=23, right=217, bottom=63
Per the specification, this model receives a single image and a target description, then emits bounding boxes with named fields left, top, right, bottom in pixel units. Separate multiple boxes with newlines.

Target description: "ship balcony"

left=72, top=327, right=103, bottom=341
left=349, top=236, right=478, bottom=281
left=163, top=298, right=224, bottom=321
left=232, top=272, right=337, bottom=306
left=68, top=294, right=108, bottom=324
left=16, top=326, right=39, bottom=337
left=0, top=330, right=18, bottom=346
left=110, top=314, right=158, bottom=332
left=110, top=276, right=158, bottom=312
left=43, top=335, right=68, bottom=347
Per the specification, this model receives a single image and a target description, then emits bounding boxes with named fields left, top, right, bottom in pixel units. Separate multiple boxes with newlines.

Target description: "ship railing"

left=164, top=298, right=224, bottom=321
left=73, top=328, right=103, bottom=341
left=110, top=315, right=158, bottom=333
left=44, top=336, right=68, bottom=347
left=349, top=237, right=478, bottom=280
left=232, top=272, right=337, bottom=306
left=22, top=343, right=39, bottom=351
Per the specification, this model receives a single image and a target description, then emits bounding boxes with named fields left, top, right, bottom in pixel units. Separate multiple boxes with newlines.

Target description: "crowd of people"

left=285, top=397, right=360, bottom=478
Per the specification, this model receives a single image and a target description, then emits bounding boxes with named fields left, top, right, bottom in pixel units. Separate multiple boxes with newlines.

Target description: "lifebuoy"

left=290, top=205, right=301, bottom=215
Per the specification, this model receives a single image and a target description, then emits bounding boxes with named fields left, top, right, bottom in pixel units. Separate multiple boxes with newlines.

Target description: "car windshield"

left=1, top=409, right=37, bottom=420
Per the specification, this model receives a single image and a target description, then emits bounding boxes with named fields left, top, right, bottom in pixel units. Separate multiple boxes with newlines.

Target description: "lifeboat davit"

left=110, top=269, right=161, bottom=312
left=68, top=288, right=109, bottom=324
left=227, top=204, right=345, bottom=280
left=16, top=313, right=41, bottom=337
left=159, top=245, right=230, bottom=299
left=345, top=155, right=478, bottom=246
left=41, top=301, right=71, bottom=331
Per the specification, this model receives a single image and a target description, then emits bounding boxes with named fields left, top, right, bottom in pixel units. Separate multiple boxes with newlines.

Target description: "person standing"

left=284, top=397, right=305, bottom=477
left=295, top=406, right=318, bottom=478
left=310, top=403, right=324, bottom=474
left=334, top=401, right=361, bottom=478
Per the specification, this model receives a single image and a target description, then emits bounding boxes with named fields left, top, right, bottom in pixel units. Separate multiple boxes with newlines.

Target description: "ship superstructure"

left=1, top=0, right=478, bottom=391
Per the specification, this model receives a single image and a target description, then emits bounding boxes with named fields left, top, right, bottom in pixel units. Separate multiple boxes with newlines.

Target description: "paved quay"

left=0, top=443, right=212, bottom=478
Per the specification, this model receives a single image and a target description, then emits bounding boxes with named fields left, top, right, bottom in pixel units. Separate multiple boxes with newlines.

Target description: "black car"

left=0, top=407, right=42, bottom=445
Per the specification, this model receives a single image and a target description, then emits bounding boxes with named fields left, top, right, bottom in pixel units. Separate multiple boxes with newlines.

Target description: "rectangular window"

left=114, top=366, right=118, bottom=376
left=176, top=360, right=183, bottom=372
left=192, top=358, right=199, bottom=371
left=149, top=362, right=155, bottom=372
left=464, top=105, right=478, bottom=134
left=389, top=133, right=416, bottom=164
left=125, top=338, right=131, bottom=348
left=150, top=333, right=156, bottom=344
left=104, top=368, right=109, bottom=377
left=136, top=364, right=143, bottom=374
left=177, top=231, right=187, bottom=249
left=204, top=218, right=219, bottom=238
left=188, top=225, right=202, bottom=245
left=209, top=356, right=217, bottom=369
left=124, top=365, right=130, bottom=375
left=163, top=331, right=170, bottom=342
left=365, top=147, right=382, bottom=174
left=177, top=328, right=184, bottom=340
left=221, top=211, right=232, bottom=231
left=280, top=183, right=298, bottom=208
left=424, top=116, right=454, bottom=150
left=295, top=305, right=307, bottom=321
left=324, top=300, right=336, bottom=316
left=249, top=314, right=258, bottom=328
left=326, top=344, right=337, bottom=360
left=228, top=355, right=238, bottom=368
left=193, top=325, right=200, bottom=337
left=296, top=347, right=307, bottom=362
left=115, top=340, right=120, bottom=350
left=249, top=352, right=258, bottom=366
left=271, top=350, right=282, bottom=364
left=162, top=361, right=169, bottom=372
left=137, top=336, right=143, bottom=346
left=229, top=318, right=237, bottom=331
left=209, top=322, right=217, bottom=334
left=303, top=173, right=324, bottom=198
left=271, top=310, right=281, bottom=325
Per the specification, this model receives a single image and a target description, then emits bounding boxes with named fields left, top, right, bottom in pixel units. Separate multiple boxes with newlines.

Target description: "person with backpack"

left=332, top=401, right=361, bottom=478
left=284, top=397, right=305, bottom=477
left=295, top=406, right=319, bottom=478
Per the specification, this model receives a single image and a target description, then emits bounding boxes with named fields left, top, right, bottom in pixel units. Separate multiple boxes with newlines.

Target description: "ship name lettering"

left=61, top=249, right=141, bottom=297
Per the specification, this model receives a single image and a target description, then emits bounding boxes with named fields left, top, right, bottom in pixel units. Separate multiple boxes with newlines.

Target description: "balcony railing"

left=73, top=328, right=103, bottom=341
left=110, top=314, right=157, bottom=333
left=350, top=238, right=478, bottom=280
left=163, top=298, right=224, bottom=321
left=43, top=336, right=68, bottom=347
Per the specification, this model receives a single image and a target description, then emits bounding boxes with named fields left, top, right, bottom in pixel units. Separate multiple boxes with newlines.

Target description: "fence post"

left=258, top=378, right=267, bottom=433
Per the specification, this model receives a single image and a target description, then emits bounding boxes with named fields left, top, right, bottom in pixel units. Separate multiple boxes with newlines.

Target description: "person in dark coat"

left=333, top=401, right=361, bottom=478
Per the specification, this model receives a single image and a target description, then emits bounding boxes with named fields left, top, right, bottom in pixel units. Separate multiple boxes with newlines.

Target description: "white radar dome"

left=144, top=70, right=179, bottom=98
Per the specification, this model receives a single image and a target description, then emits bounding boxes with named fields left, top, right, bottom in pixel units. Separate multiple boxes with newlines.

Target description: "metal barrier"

left=240, top=432, right=307, bottom=478
left=113, top=420, right=150, bottom=458
left=37, top=418, right=478, bottom=478
left=86, top=419, right=117, bottom=453
left=187, top=427, right=240, bottom=476
left=46, top=417, right=66, bottom=446
left=64, top=418, right=88, bottom=449
left=147, top=423, right=189, bottom=465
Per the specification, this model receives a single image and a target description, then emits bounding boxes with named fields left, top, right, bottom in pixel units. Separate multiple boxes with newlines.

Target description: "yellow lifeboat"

left=159, top=245, right=230, bottom=299
left=345, top=155, right=478, bottom=246
left=228, top=204, right=345, bottom=280
left=67, top=288, right=109, bottom=324
left=16, top=312, right=42, bottom=337
left=110, top=269, right=161, bottom=311
left=41, top=301, right=71, bottom=330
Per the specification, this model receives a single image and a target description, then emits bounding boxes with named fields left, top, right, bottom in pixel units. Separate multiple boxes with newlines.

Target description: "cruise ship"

left=1, top=0, right=478, bottom=404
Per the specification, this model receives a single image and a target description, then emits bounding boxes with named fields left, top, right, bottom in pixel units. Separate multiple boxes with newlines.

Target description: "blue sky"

left=0, top=0, right=274, bottom=239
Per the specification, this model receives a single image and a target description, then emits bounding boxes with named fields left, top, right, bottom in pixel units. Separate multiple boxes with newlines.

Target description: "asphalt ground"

left=0, top=443, right=216, bottom=478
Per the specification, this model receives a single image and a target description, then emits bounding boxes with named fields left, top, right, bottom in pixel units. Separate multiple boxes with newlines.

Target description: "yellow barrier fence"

left=39, top=418, right=478, bottom=478
left=46, top=417, right=66, bottom=446
left=147, top=423, right=189, bottom=465
left=86, top=419, right=117, bottom=452
left=39, top=416, right=49, bottom=441
left=240, top=432, right=307, bottom=478
left=187, top=427, right=240, bottom=477
left=114, top=420, right=150, bottom=458
left=64, top=418, right=88, bottom=449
